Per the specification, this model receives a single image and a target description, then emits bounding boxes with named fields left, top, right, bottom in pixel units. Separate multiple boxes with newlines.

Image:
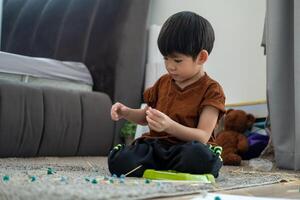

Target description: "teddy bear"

left=215, top=109, right=255, bottom=166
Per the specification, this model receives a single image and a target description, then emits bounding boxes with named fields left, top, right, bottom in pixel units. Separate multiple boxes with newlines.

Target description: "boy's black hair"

left=157, top=11, right=215, bottom=60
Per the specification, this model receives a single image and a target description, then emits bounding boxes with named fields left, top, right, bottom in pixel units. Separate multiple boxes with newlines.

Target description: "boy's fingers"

left=146, top=116, right=160, bottom=129
left=148, top=108, right=163, bottom=118
left=146, top=110, right=160, bottom=122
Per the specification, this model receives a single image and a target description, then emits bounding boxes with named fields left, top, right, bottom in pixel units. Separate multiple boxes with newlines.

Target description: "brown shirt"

left=140, top=73, right=226, bottom=144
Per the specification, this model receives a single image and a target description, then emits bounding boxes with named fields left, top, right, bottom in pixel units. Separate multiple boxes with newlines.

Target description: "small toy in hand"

left=215, top=109, right=255, bottom=165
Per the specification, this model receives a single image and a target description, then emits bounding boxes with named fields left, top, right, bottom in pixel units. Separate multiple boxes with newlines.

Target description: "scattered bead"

left=2, top=175, right=10, bottom=182
left=103, top=176, right=109, bottom=180
left=109, top=179, right=114, bottom=184
left=112, top=174, right=117, bottom=178
left=47, top=168, right=55, bottom=175
left=145, top=179, right=151, bottom=184
left=119, top=179, right=125, bottom=184
left=91, top=179, right=98, bottom=184
left=29, top=176, right=36, bottom=182
left=120, top=174, right=125, bottom=179
left=85, top=177, right=90, bottom=182
left=60, top=176, right=67, bottom=182
left=214, top=196, right=221, bottom=200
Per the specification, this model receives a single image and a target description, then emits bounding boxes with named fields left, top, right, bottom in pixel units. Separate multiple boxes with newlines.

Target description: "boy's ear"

left=196, top=50, right=208, bottom=65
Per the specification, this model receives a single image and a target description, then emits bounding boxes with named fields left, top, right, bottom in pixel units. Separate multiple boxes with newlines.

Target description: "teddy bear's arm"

left=237, top=134, right=249, bottom=153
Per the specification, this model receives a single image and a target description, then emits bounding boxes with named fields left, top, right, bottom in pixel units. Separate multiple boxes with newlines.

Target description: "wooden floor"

left=160, top=180, right=300, bottom=199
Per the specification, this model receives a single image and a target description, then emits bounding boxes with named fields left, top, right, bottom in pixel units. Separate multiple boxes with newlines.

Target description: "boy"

left=108, top=11, right=225, bottom=178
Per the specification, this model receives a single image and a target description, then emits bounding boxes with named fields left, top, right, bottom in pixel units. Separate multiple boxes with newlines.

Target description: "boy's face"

left=163, top=53, right=202, bottom=83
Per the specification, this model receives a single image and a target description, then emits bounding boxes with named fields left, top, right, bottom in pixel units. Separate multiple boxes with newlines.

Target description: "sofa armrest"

left=0, top=80, right=113, bottom=157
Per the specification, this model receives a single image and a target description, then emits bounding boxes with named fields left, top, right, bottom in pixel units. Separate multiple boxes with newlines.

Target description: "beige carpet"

left=0, top=157, right=297, bottom=200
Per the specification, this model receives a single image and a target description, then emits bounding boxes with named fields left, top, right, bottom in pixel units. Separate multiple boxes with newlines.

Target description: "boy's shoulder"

left=204, top=73, right=223, bottom=88
left=155, top=73, right=172, bottom=85
left=159, top=73, right=172, bottom=81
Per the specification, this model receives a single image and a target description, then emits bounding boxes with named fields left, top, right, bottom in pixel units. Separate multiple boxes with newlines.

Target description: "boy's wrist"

left=165, top=120, right=177, bottom=134
left=120, top=107, right=130, bottom=118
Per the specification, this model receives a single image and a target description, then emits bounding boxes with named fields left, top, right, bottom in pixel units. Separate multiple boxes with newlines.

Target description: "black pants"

left=108, top=139, right=222, bottom=178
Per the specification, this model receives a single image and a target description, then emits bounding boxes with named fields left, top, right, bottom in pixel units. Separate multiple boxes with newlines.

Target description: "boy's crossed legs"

left=108, top=139, right=222, bottom=178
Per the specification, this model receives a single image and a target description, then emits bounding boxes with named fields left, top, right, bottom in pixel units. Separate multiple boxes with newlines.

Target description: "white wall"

left=148, top=0, right=266, bottom=104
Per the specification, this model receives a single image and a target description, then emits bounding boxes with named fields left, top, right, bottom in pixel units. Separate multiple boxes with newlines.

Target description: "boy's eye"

left=163, top=57, right=168, bottom=60
left=174, top=59, right=182, bottom=63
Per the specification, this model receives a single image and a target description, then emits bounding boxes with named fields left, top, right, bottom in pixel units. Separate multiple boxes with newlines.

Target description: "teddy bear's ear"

left=246, top=114, right=256, bottom=129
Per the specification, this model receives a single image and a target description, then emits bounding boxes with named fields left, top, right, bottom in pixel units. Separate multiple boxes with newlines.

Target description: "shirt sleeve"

left=199, top=83, right=226, bottom=119
left=143, top=77, right=162, bottom=108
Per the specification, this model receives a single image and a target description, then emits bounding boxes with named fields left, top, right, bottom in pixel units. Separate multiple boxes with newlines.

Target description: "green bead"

left=2, top=175, right=10, bottom=181
left=85, top=177, right=90, bottom=182
left=47, top=168, right=55, bottom=175
left=91, top=179, right=98, bottom=184
left=109, top=179, right=114, bottom=183
left=145, top=179, right=151, bottom=184
left=214, top=196, right=221, bottom=200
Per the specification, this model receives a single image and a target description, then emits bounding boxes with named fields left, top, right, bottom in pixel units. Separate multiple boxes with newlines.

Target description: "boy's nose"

left=167, top=65, right=176, bottom=71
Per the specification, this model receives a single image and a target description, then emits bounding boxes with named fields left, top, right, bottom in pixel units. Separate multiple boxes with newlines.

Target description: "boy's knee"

left=107, top=144, right=146, bottom=177
left=175, top=142, right=223, bottom=177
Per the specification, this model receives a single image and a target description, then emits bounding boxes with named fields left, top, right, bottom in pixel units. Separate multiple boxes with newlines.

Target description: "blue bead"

left=30, top=176, right=36, bottom=182
left=120, top=174, right=125, bottom=179
left=119, top=179, right=125, bottom=183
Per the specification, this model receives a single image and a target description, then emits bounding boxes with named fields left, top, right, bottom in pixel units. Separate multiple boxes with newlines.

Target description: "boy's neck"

left=175, top=70, right=205, bottom=89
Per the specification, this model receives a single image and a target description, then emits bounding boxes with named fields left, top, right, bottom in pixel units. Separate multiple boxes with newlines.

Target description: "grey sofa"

left=0, top=0, right=150, bottom=156
left=0, top=80, right=113, bottom=156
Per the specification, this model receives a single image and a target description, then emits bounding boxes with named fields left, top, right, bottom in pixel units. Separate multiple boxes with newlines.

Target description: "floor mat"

left=0, top=157, right=291, bottom=200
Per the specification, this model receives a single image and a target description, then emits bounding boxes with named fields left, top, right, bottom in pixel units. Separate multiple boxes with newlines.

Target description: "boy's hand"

left=111, top=102, right=129, bottom=121
left=146, top=107, right=174, bottom=132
